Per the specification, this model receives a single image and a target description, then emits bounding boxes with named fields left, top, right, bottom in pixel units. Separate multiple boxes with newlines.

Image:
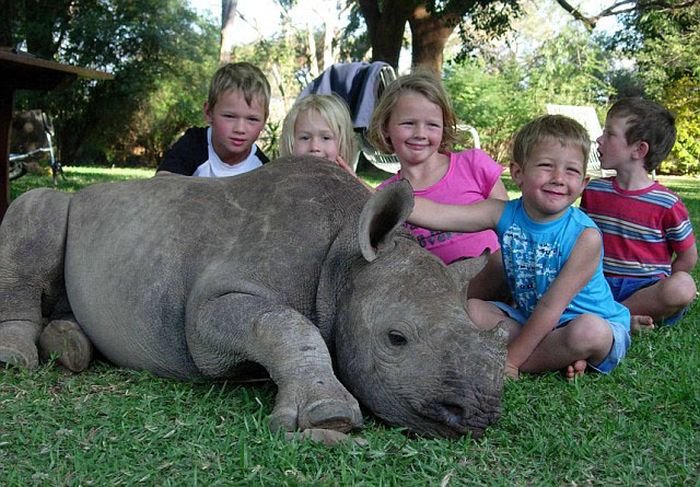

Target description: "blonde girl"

left=280, top=94, right=361, bottom=180
left=368, top=71, right=509, bottom=301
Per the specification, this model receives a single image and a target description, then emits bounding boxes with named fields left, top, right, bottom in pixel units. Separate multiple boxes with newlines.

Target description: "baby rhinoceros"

left=0, top=156, right=506, bottom=439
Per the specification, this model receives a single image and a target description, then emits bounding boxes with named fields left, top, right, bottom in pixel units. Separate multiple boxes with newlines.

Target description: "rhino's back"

left=63, top=158, right=369, bottom=378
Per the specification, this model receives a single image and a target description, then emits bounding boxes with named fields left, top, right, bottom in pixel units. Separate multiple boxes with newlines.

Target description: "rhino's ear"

left=358, top=179, right=414, bottom=262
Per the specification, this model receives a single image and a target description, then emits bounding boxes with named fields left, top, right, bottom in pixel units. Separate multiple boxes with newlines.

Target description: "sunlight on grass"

left=64, top=166, right=155, bottom=178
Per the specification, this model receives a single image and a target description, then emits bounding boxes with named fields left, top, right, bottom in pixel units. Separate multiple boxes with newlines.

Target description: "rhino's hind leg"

left=0, top=189, right=71, bottom=371
left=39, top=315, right=93, bottom=372
left=187, top=293, right=364, bottom=434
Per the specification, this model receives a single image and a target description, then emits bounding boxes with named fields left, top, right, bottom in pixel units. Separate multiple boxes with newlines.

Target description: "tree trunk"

left=0, top=0, right=13, bottom=46
left=321, top=5, right=338, bottom=71
left=219, top=0, right=238, bottom=64
left=408, top=5, right=457, bottom=74
left=24, top=0, right=71, bottom=58
left=357, top=0, right=414, bottom=68
left=306, top=22, right=319, bottom=77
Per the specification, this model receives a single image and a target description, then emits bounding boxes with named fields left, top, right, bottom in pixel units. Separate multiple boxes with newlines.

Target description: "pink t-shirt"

left=378, top=149, right=503, bottom=264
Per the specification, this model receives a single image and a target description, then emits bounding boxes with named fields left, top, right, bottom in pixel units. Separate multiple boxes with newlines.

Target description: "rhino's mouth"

left=409, top=392, right=502, bottom=439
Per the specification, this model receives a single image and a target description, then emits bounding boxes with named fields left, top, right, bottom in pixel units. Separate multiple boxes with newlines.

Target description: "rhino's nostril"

left=441, top=403, right=465, bottom=423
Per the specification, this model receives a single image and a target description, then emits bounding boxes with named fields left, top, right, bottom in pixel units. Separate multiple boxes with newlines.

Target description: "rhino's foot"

left=0, top=321, right=42, bottom=371
left=269, top=382, right=363, bottom=434
left=301, top=398, right=362, bottom=431
left=39, top=319, right=93, bottom=372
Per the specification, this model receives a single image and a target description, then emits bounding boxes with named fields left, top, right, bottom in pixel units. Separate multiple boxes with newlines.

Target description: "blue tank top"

left=496, top=198, right=630, bottom=330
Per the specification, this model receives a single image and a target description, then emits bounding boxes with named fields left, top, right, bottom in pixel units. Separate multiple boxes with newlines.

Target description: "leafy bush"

left=661, top=79, right=700, bottom=175
left=444, top=27, right=614, bottom=164
left=444, top=59, right=536, bottom=163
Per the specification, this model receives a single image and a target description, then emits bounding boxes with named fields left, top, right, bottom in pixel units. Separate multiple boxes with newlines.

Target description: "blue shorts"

left=493, top=302, right=631, bottom=374
left=606, top=276, right=689, bottom=325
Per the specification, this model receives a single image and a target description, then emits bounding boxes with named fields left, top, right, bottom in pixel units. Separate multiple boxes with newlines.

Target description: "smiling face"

left=511, top=137, right=589, bottom=222
left=292, top=109, right=340, bottom=163
left=205, top=89, right=266, bottom=166
left=383, top=92, right=444, bottom=167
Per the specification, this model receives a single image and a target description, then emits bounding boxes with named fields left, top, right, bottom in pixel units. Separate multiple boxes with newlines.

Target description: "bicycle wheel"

left=9, top=159, right=27, bottom=181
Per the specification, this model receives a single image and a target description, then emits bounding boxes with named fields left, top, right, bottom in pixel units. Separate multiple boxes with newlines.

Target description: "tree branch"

left=556, top=0, right=700, bottom=31
left=554, top=0, right=597, bottom=30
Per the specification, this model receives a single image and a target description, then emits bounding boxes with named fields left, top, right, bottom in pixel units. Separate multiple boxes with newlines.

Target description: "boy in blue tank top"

left=408, top=115, right=643, bottom=380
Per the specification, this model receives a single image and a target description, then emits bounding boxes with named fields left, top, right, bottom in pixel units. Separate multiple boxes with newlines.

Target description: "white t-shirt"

left=192, top=127, right=264, bottom=177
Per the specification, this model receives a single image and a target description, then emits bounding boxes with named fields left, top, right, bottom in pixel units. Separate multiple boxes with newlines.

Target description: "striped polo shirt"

left=580, top=177, right=695, bottom=278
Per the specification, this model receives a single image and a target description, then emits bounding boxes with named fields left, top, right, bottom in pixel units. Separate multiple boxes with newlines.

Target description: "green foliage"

left=602, top=2, right=700, bottom=174
left=627, top=3, right=700, bottom=100
left=12, top=0, right=218, bottom=166
left=235, top=33, right=307, bottom=105
left=444, top=59, right=536, bottom=162
left=444, top=27, right=614, bottom=163
left=524, top=26, right=614, bottom=106
left=639, top=5, right=700, bottom=175
left=661, top=77, right=700, bottom=175
left=259, top=120, right=283, bottom=160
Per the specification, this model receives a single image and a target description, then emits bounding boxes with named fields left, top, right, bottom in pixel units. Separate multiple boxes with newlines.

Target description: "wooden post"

left=0, top=88, right=12, bottom=219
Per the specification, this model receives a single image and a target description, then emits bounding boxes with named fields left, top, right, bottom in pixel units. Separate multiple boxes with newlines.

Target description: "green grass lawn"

left=1, top=167, right=698, bottom=485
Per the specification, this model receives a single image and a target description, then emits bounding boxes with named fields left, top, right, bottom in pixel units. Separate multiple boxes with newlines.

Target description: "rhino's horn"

left=445, top=252, right=489, bottom=288
left=358, top=179, right=414, bottom=262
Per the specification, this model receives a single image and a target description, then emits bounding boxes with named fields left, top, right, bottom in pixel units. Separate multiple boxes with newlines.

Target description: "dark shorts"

left=606, top=276, right=690, bottom=325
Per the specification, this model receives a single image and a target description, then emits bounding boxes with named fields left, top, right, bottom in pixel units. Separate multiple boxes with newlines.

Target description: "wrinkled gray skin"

left=0, top=156, right=506, bottom=439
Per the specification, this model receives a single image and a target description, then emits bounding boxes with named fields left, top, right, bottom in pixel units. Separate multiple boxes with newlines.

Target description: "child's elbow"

left=674, top=244, right=699, bottom=272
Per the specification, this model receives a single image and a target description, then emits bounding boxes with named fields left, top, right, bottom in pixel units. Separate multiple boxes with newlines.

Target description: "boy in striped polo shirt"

left=580, top=98, right=697, bottom=332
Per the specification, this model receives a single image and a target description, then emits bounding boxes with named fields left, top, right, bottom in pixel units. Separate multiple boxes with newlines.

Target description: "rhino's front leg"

left=187, top=293, right=363, bottom=433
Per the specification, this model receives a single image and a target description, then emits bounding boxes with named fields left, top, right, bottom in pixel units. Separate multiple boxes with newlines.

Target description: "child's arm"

left=410, top=197, right=504, bottom=233
left=488, top=178, right=508, bottom=201
left=506, top=227, right=602, bottom=371
left=334, top=155, right=357, bottom=176
left=672, top=245, right=698, bottom=274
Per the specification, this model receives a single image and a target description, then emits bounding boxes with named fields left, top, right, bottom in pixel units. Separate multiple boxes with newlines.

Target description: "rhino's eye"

left=388, top=330, right=407, bottom=346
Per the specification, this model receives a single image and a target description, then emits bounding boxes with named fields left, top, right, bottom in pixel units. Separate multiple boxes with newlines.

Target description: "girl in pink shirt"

left=369, top=72, right=509, bottom=300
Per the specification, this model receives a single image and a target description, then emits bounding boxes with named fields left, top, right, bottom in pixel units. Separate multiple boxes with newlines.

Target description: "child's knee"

left=466, top=298, right=504, bottom=330
left=565, top=316, right=612, bottom=355
left=467, top=298, right=489, bottom=328
left=664, top=272, right=697, bottom=306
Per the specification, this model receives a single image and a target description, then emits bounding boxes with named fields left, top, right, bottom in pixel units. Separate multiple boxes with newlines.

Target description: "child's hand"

left=505, top=360, right=519, bottom=380
left=334, top=155, right=356, bottom=176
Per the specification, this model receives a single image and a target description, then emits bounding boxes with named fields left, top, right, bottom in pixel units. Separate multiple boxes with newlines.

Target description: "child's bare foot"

left=631, top=315, right=654, bottom=334
left=563, top=359, right=587, bottom=381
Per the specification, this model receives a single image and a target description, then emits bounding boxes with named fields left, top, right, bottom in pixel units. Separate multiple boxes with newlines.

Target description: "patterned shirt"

left=497, top=199, right=630, bottom=329
left=580, top=177, right=695, bottom=278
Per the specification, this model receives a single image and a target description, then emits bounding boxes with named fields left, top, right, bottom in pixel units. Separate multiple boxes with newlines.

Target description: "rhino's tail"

left=0, top=188, right=72, bottom=370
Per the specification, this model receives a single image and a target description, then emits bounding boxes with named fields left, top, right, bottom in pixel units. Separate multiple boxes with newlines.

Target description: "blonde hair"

left=367, top=71, right=458, bottom=154
left=512, top=115, right=591, bottom=172
left=279, top=94, right=358, bottom=165
left=208, top=62, right=271, bottom=119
